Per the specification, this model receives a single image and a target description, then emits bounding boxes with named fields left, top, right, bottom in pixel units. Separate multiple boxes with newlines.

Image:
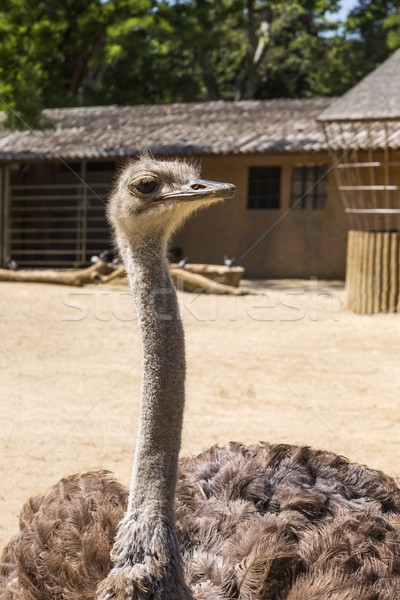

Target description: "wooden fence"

left=1, top=161, right=114, bottom=268
left=346, top=230, right=400, bottom=313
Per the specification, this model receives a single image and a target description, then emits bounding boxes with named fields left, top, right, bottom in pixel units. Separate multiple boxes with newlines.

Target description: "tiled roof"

left=319, top=49, right=400, bottom=121
left=0, top=98, right=334, bottom=160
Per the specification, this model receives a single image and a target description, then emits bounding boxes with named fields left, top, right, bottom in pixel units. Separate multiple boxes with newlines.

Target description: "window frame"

left=247, top=165, right=282, bottom=210
left=290, top=164, right=327, bottom=211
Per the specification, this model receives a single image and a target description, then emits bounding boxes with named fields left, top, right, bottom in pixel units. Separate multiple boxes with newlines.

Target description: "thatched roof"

left=0, top=98, right=333, bottom=161
left=319, top=49, right=400, bottom=122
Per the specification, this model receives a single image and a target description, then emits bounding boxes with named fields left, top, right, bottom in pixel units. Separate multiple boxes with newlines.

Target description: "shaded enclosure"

left=1, top=161, right=115, bottom=267
left=319, top=48, right=400, bottom=313
left=0, top=99, right=348, bottom=279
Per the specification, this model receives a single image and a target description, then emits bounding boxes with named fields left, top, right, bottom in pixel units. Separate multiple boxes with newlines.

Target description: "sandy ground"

left=1, top=278, right=400, bottom=551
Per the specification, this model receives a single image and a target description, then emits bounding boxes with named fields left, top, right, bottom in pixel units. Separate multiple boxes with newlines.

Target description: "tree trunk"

left=235, top=0, right=268, bottom=100
left=194, top=47, right=221, bottom=100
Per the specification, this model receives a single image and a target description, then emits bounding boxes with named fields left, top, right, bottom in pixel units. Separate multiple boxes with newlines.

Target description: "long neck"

left=125, top=236, right=185, bottom=517
left=107, top=231, right=191, bottom=600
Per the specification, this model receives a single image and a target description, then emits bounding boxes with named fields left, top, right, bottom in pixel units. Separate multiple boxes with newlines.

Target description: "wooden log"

left=346, top=230, right=400, bottom=315
left=373, top=233, right=383, bottom=314
left=352, top=231, right=360, bottom=313
left=99, top=264, right=246, bottom=294
left=170, top=267, right=246, bottom=295
left=381, top=232, right=390, bottom=312
left=349, top=231, right=357, bottom=312
left=359, top=232, right=368, bottom=315
left=398, top=233, right=400, bottom=313
left=351, top=231, right=359, bottom=314
left=345, top=231, right=354, bottom=311
left=354, top=231, right=363, bottom=314
left=178, top=264, right=245, bottom=287
left=365, top=232, right=375, bottom=314
left=109, top=265, right=246, bottom=294
left=0, top=262, right=247, bottom=295
left=0, top=263, right=108, bottom=286
left=389, top=233, right=399, bottom=312
left=98, top=265, right=126, bottom=284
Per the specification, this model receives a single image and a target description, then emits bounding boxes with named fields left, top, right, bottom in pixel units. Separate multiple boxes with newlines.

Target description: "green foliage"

left=0, top=0, right=398, bottom=129
left=384, top=9, right=400, bottom=50
left=342, top=0, right=400, bottom=83
left=0, top=0, right=153, bottom=127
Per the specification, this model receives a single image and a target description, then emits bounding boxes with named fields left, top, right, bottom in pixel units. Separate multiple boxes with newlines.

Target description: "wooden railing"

left=8, top=180, right=111, bottom=267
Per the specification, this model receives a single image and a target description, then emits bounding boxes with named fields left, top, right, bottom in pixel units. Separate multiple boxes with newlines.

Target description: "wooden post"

left=359, top=232, right=368, bottom=315
left=3, top=166, right=10, bottom=268
left=354, top=231, right=362, bottom=314
left=365, top=232, right=375, bottom=314
left=381, top=233, right=390, bottom=312
left=346, top=230, right=400, bottom=314
left=355, top=232, right=363, bottom=314
left=397, top=233, right=400, bottom=313
left=389, top=233, right=399, bottom=312
left=373, top=233, right=383, bottom=314
left=345, top=231, right=354, bottom=311
left=0, top=168, right=3, bottom=268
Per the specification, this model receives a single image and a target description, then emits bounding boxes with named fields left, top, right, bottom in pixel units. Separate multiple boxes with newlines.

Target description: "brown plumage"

left=2, top=444, right=400, bottom=599
left=1, top=157, right=400, bottom=600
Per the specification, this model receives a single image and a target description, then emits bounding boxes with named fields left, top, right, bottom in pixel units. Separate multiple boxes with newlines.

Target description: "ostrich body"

left=1, top=156, right=400, bottom=600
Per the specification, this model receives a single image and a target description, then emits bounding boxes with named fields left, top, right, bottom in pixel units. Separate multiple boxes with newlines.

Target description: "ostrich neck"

left=124, top=235, right=185, bottom=519
left=100, top=231, right=192, bottom=600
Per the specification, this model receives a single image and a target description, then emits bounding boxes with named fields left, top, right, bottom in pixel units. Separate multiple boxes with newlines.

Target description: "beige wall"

left=173, top=153, right=348, bottom=279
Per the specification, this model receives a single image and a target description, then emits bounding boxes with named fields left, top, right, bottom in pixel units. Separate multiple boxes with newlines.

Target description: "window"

left=248, top=166, right=281, bottom=209
left=291, top=165, right=327, bottom=210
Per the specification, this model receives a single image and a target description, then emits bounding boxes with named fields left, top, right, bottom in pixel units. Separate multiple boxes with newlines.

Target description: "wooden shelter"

left=0, top=99, right=348, bottom=279
left=319, top=49, right=400, bottom=313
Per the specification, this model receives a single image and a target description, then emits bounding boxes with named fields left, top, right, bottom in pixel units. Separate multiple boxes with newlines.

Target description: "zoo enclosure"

left=320, top=119, right=400, bottom=314
left=0, top=161, right=115, bottom=268
left=319, top=48, right=400, bottom=314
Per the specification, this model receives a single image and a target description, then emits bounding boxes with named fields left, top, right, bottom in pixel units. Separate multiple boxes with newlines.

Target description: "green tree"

left=343, top=0, right=400, bottom=82
left=2, top=0, right=399, bottom=129
left=144, top=0, right=342, bottom=101
left=0, top=0, right=153, bottom=127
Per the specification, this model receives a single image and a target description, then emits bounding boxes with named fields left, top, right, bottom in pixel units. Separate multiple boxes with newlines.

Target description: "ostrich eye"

left=133, top=178, right=158, bottom=195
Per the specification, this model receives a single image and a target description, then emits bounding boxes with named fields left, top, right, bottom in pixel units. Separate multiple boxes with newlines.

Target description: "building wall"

left=0, top=152, right=348, bottom=278
left=173, top=153, right=348, bottom=279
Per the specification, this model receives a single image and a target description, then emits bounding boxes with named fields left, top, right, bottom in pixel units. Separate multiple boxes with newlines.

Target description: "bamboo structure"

left=345, top=231, right=400, bottom=313
left=319, top=49, right=400, bottom=313
left=320, top=121, right=400, bottom=313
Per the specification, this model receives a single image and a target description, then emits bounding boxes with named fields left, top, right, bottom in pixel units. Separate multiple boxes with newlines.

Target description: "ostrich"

left=1, top=155, right=400, bottom=600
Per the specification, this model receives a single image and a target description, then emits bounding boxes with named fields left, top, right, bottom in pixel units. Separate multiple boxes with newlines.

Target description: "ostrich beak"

left=164, top=179, right=236, bottom=203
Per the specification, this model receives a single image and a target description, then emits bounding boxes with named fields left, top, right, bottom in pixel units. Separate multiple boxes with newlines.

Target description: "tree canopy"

left=0, top=0, right=399, bottom=128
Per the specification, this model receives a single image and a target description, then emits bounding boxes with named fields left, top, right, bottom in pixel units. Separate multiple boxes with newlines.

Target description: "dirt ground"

left=1, top=278, right=399, bottom=551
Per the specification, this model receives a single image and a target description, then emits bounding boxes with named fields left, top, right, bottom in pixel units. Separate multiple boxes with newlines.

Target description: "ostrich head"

left=108, top=154, right=236, bottom=245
